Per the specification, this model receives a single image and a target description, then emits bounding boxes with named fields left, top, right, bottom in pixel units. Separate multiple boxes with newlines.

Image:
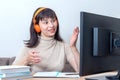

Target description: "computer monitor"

left=80, top=11, right=120, bottom=76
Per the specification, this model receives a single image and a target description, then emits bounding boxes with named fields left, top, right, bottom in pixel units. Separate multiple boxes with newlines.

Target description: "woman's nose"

left=49, top=22, right=54, bottom=27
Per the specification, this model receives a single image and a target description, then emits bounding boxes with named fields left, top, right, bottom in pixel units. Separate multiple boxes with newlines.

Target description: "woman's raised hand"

left=70, top=27, right=79, bottom=47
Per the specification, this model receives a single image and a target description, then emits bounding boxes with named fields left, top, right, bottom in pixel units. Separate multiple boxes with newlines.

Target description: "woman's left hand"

left=70, top=27, right=79, bottom=47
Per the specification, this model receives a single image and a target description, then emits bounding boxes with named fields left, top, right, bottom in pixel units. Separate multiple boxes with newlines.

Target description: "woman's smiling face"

left=39, top=17, right=58, bottom=38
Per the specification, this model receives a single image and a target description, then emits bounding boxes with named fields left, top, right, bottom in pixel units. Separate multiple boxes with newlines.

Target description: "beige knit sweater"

left=13, top=36, right=75, bottom=73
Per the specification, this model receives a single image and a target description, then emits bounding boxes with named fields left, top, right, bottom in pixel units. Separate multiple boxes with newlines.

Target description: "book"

left=0, top=71, right=31, bottom=78
left=0, top=66, right=30, bottom=74
left=33, top=71, right=80, bottom=78
left=0, top=75, right=32, bottom=80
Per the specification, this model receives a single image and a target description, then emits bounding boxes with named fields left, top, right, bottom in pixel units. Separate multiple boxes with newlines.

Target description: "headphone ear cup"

left=34, top=24, right=41, bottom=33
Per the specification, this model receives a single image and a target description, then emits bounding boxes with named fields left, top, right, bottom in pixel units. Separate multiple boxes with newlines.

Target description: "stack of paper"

left=33, top=71, right=80, bottom=78
left=0, top=65, right=32, bottom=80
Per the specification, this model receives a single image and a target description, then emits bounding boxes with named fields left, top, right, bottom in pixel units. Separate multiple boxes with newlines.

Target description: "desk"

left=25, top=78, right=83, bottom=80
left=24, top=71, right=117, bottom=80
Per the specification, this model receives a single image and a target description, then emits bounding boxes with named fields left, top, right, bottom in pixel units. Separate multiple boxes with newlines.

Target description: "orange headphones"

left=33, top=7, right=46, bottom=33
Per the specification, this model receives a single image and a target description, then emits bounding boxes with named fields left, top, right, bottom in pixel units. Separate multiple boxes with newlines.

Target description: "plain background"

left=0, top=0, right=120, bottom=57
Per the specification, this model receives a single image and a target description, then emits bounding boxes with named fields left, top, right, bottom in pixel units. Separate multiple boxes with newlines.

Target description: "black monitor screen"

left=80, top=12, right=120, bottom=76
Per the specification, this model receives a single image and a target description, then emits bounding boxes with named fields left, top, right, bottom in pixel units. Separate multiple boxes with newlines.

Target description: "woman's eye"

left=51, top=19, right=56, bottom=23
left=43, top=21, right=48, bottom=24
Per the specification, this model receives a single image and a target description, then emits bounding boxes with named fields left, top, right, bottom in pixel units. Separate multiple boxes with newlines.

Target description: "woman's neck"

left=39, top=35, right=54, bottom=40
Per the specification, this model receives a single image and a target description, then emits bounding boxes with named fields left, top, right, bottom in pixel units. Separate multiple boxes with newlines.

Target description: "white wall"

left=0, top=0, right=120, bottom=57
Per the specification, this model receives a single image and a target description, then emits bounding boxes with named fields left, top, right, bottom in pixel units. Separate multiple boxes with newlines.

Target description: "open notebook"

left=33, top=71, right=80, bottom=78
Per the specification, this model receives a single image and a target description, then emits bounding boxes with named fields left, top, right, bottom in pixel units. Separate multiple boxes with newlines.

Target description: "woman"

left=12, top=7, right=80, bottom=73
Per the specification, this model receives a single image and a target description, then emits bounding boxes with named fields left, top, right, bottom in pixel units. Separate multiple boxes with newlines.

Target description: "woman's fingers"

left=28, top=50, right=41, bottom=64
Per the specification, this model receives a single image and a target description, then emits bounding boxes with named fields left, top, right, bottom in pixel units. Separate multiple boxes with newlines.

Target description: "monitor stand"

left=106, top=70, right=120, bottom=80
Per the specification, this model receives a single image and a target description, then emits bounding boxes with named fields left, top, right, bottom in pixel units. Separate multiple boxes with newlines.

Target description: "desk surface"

left=24, top=71, right=117, bottom=80
left=25, top=78, right=83, bottom=80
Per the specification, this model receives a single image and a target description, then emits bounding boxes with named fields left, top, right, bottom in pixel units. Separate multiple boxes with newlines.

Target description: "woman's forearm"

left=12, top=58, right=28, bottom=66
left=70, top=46, right=80, bottom=71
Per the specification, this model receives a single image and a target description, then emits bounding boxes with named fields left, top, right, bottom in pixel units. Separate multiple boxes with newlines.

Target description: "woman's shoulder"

left=20, top=45, right=33, bottom=51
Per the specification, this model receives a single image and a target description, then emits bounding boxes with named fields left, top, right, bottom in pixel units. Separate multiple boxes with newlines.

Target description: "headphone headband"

left=33, top=7, right=46, bottom=24
left=33, top=7, right=46, bottom=33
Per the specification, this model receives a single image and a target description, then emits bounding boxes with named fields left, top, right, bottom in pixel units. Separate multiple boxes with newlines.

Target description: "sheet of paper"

left=33, top=72, right=80, bottom=78
left=33, top=71, right=59, bottom=77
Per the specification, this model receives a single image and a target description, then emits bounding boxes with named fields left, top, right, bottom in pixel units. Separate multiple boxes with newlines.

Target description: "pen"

left=56, top=72, right=60, bottom=77
left=65, top=73, right=79, bottom=75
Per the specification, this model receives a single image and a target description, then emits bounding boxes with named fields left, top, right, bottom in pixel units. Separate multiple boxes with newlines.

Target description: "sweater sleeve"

left=64, top=43, right=78, bottom=72
left=64, top=43, right=74, bottom=61
left=12, top=46, right=29, bottom=66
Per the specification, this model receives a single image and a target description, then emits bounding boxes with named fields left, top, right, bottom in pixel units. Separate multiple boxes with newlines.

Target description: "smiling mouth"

left=49, top=29, right=55, bottom=33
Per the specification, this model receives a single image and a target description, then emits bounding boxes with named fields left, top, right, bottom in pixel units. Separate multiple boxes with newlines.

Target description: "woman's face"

left=39, top=18, right=58, bottom=38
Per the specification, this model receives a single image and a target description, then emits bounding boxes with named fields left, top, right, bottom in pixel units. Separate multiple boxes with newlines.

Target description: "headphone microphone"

left=33, top=7, right=46, bottom=33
